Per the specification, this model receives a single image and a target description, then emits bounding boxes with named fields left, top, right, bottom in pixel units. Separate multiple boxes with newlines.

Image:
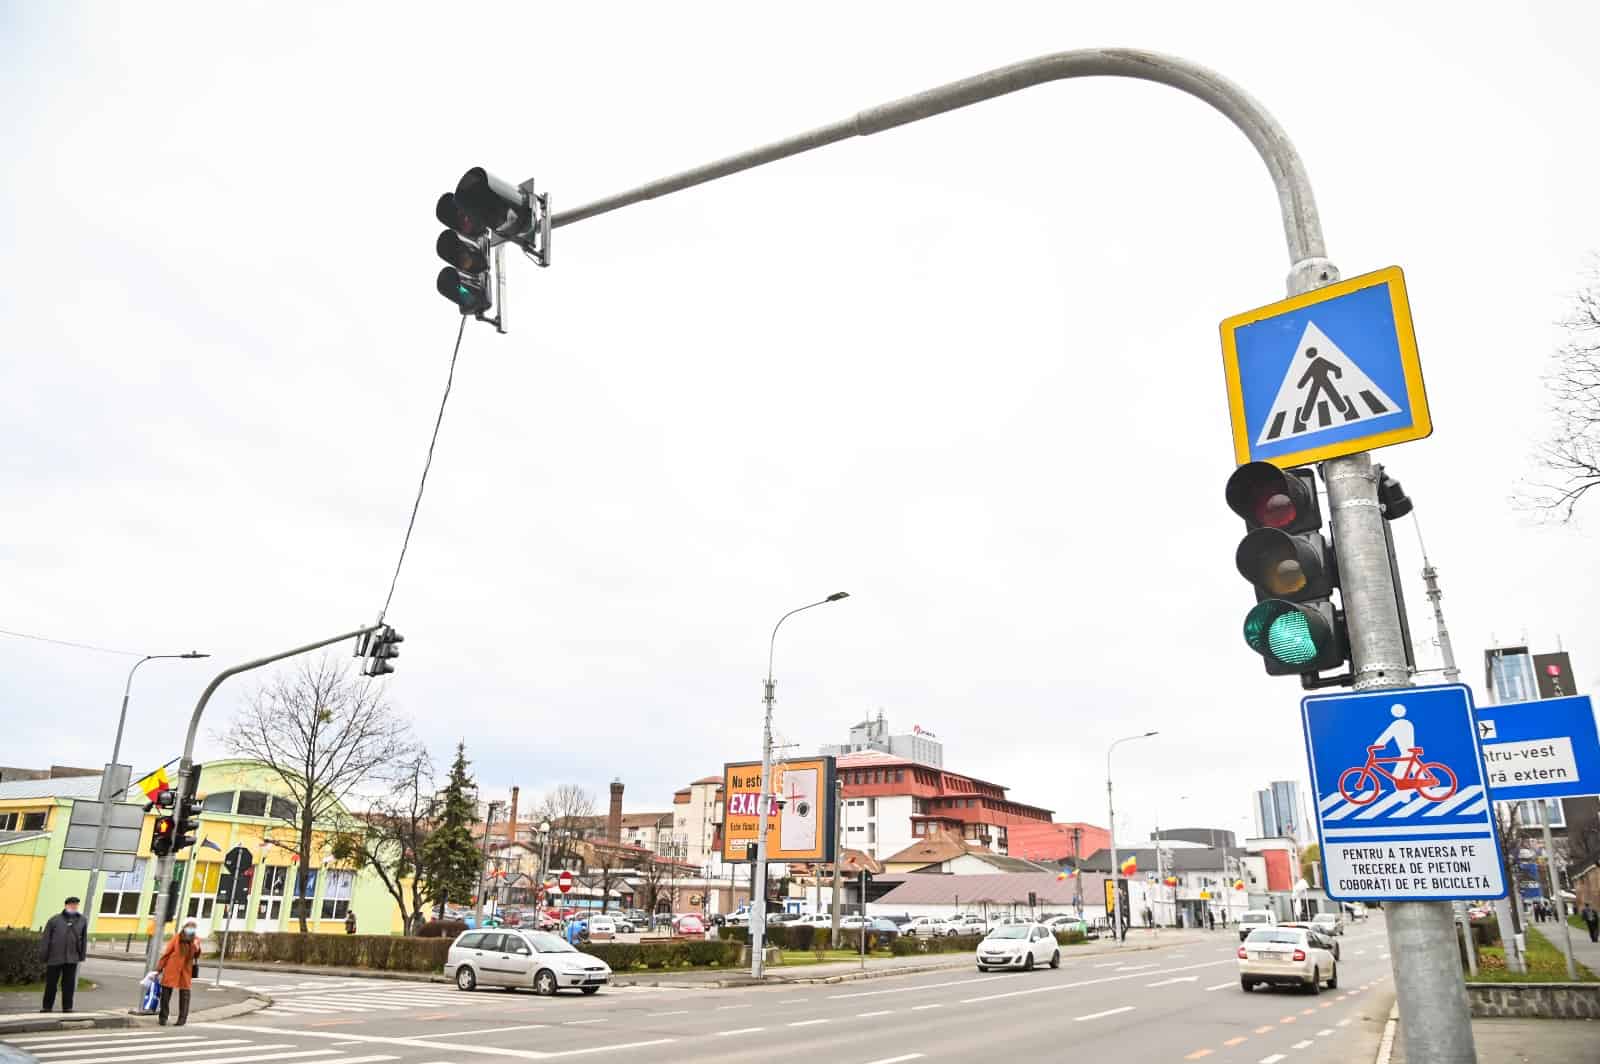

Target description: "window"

left=0, top=813, right=15, bottom=830
left=202, top=791, right=235, bottom=813
left=320, top=869, right=354, bottom=920
left=270, top=797, right=298, bottom=822
left=289, top=869, right=319, bottom=919
left=236, top=791, right=269, bottom=817
left=187, top=862, right=221, bottom=919
left=21, top=811, right=46, bottom=831
left=895, top=770, right=904, bottom=783
left=912, top=822, right=924, bottom=836
left=257, top=866, right=288, bottom=923
left=99, top=866, right=146, bottom=916
left=506, top=936, right=531, bottom=955
left=476, top=932, right=505, bottom=952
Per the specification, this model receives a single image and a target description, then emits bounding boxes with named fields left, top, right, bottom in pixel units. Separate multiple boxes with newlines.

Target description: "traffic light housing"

left=434, top=167, right=550, bottom=320
left=150, top=813, right=175, bottom=857
left=173, top=763, right=203, bottom=854
left=363, top=625, right=403, bottom=677
left=436, top=193, right=493, bottom=316
left=1226, top=462, right=1348, bottom=680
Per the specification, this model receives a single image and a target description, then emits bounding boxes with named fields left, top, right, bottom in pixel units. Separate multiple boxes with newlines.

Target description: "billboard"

left=1535, top=652, right=1577, bottom=700
left=721, top=757, right=837, bottom=863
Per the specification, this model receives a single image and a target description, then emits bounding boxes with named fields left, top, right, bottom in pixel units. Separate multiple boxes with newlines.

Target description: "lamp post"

left=84, top=651, right=208, bottom=936
left=751, top=591, right=849, bottom=979
left=538, top=819, right=553, bottom=911
left=1106, top=731, right=1157, bottom=946
left=475, top=800, right=502, bottom=928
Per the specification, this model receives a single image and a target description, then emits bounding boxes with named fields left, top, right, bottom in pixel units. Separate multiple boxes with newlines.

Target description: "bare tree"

left=1520, top=262, right=1600, bottom=519
left=634, top=855, right=674, bottom=916
left=534, top=785, right=596, bottom=870
left=330, top=747, right=436, bottom=934
left=591, top=845, right=623, bottom=912
left=223, top=655, right=414, bottom=932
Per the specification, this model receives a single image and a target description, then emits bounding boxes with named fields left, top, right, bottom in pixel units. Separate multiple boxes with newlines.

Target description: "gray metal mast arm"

left=549, top=47, right=1326, bottom=269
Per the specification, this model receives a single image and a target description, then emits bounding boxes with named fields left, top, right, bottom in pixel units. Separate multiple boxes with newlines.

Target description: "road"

left=4, top=920, right=1394, bottom=1064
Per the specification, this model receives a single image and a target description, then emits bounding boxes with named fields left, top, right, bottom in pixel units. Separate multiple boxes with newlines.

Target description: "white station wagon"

left=447, top=928, right=612, bottom=996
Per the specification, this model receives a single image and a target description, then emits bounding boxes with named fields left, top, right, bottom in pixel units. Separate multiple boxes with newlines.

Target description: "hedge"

left=417, top=920, right=468, bottom=940
left=583, top=940, right=742, bottom=971
left=218, top=933, right=450, bottom=972
left=0, top=929, right=47, bottom=985
left=890, top=933, right=984, bottom=956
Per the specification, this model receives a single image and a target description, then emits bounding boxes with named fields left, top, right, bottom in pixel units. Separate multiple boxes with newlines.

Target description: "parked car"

left=881, top=913, right=915, bottom=928
left=447, top=928, right=612, bottom=996
left=1237, top=909, right=1278, bottom=942
left=587, top=916, right=617, bottom=941
left=1238, top=926, right=1338, bottom=993
left=673, top=913, right=707, bottom=937
left=865, top=917, right=901, bottom=943
left=1278, top=922, right=1340, bottom=961
left=768, top=911, right=804, bottom=926
left=799, top=912, right=835, bottom=928
left=976, top=923, right=1061, bottom=972
left=942, top=913, right=987, bottom=936
left=607, top=914, right=635, bottom=933
left=723, top=910, right=751, bottom=927
left=839, top=915, right=869, bottom=930
left=1310, top=912, right=1344, bottom=937
left=1349, top=902, right=1370, bottom=921
left=905, top=915, right=953, bottom=938
left=1043, top=915, right=1089, bottom=936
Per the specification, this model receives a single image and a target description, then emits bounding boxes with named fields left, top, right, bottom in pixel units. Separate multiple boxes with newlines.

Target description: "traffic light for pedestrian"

left=363, top=625, right=404, bottom=677
left=173, top=763, right=203, bottom=853
left=1226, top=462, right=1348, bottom=680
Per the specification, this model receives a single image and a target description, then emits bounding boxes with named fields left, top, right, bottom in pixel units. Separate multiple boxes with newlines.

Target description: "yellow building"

left=0, top=759, right=412, bottom=935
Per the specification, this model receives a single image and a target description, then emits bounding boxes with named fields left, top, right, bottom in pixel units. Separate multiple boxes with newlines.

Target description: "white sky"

left=3, top=2, right=1598, bottom=848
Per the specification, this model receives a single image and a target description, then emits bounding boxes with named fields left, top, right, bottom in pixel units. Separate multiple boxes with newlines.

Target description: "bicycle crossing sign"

left=1220, top=266, right=1432, bottom=468
left=1301, top=684, right=1506, bottom=902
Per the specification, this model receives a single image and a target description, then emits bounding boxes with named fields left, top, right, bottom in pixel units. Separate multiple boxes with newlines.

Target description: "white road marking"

left=1316, top=1028, right=1334, bottom=1036
left=563, top=1019, right=606, bottom=1025
left=10, top=1033, right=211, bottom=1046
left=829, top=975, right=995, bottom=1000
left=1147, top=976, right=1199, bottom=987
left=1337, top=1018, right=1353, bottom=1027
left=1260, top=1056, right=1287, bottom=1064
left=1074, top=1006, right=1136, bottom=1022
left=857, top=1010, right=893, bottom=1018
left=544, top=1041, right=676, bottom=1059
left=35, top=1039, right=261, bottom=1062
left=1114, top=963, right=1160, bottom=972
left=1293, top=1040, right=1313, bottom=1048
left=717, top=1028, right=765, bottom=1037
left=911, top=1003, right=942, bottom=1010
left=788, top=1018, right=830, bottom=1027
left=647, top=1010, right=690, bottom=1017
left=715, top=1004, right=752, bottom=1010
left=1205, top=981, right=1235, bottom=991
left=960, top=958, right=1231, bottom=1005
left=423, top=1026, right=548, bottom=1038
left=858, top=1056, right=924, bottom=1064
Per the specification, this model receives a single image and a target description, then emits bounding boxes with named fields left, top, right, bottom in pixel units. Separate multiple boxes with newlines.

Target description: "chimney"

left=608, top=778, right=624, bottom=843
left=507, top=786, right=520, bottom=848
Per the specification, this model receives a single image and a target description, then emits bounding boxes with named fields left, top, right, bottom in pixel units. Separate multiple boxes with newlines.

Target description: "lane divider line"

left=1074, top=1006, right=1136, bottom=1022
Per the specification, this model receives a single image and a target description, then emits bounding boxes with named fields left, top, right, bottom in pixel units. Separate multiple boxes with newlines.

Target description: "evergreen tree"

left=421, top=741, right=483, bottom=914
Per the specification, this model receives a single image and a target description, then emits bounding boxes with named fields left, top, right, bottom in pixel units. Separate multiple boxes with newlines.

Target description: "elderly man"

left=39, top=896, right=88, bottom=1013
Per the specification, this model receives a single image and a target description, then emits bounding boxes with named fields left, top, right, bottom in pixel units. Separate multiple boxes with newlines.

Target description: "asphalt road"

left=3, top=920, right=1395, bottom=1064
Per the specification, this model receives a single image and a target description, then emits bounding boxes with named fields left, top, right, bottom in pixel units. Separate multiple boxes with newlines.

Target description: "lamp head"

left=826, top=592, right=850, bottom=602
left=181, top=652, right=210, bottom=659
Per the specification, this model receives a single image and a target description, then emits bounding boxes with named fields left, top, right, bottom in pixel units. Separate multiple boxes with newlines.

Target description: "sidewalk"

left=1387, top=1013, right=1600, bottom=1063
left=1535, top=917, right=1600, bottom=976
left=0, top=959, right=264, bottom=1035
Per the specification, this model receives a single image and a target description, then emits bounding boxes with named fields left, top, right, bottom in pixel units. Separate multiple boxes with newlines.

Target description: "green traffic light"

left=1264, top=610, right=1318, bottom=665
left=1244, top=600, right=1333, bottom=668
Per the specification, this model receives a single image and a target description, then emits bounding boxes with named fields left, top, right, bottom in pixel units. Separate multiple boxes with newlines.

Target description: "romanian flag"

left=1119, top=856, right=1137, bottom=877
left=1233, top=879, right=1246, bottom=890
left=1163, top=876, right=1179, bottom=887
left=136, top=767, right=171, bottom=804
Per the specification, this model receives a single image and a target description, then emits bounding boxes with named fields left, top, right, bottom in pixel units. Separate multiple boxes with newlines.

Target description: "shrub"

left=217, top=933, right=450, bottom=972
left=417, top=920, right=467, bottom=940
left=0, top=929, right=46, bottom=986
left=1055, top=929, right=1087, bottom=945
left=890, top=933, right=983, bottom=956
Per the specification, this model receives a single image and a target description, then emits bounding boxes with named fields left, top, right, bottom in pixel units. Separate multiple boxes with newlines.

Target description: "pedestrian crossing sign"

left=1220, top=266, right=1430, bottom=468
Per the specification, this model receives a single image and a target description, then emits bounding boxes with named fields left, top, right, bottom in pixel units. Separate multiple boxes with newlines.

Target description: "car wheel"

left=535, top=969, right=558, bottom=997
left=580, top=986, right=600, bottom=995
left=977, top=965, right=988, bottom=972
left=1049, top=951, right=1061, bottom=970
left=1327, top=963, right=1338, bottom=990
left=1024, top=953, right=1034, bottom=971
left=1307, top=967, right=1321, bottom=995
left=455, top=966, right=477, bottom=992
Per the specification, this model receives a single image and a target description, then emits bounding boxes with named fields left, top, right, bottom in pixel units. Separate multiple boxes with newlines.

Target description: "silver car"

left=447, top=928, right=612, bottom=996
left=1238, top=926, right=1338, bottom=993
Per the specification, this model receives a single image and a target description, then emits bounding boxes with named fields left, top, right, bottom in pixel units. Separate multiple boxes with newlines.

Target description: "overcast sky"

left=4, top=3, right=1598, bottom=849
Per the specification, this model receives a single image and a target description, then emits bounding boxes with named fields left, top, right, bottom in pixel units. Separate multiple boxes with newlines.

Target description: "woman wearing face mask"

left=156, top=919, right=203, bottom=1025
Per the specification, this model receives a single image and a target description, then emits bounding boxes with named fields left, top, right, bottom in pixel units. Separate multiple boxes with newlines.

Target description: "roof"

left=874, top=871, right=1110, bottom=907
left=1007, top=822, right=1107, bottom=861
left=619, top=812, right=672, bottom=828
left=1080, top=846, right=1241, bottom=873
left=881, top=831, right=1043, bottom=874
left=691, top=775, right=722, bottom=786
left=836, top=751, right=911, bottom=768
left=0, top=775, right=119, bottom=801
left=837, top=848, right=885, bottom=875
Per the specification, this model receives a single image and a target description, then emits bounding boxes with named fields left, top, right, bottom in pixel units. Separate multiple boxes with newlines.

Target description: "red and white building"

left=835, top=750, right=1053, bottom=860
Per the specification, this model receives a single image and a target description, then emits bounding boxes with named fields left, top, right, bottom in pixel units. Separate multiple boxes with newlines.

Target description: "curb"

left=90, top=953, right=447, bottom=985
left=0, top=990, right=270, bottom=1036
left=1375, top=1002, right=1399, bottom=1064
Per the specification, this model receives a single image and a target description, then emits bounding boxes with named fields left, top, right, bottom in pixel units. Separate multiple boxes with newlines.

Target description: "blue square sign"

left=1302, top=684, right=1506, bottom=902
left=1478, top=695, right=1600, bottom=801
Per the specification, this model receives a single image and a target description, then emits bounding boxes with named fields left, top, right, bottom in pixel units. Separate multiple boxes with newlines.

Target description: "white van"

left=1237, top=909, right=1277, bottom=942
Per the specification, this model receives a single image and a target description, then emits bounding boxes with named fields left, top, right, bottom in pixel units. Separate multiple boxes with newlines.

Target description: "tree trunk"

left=298, top=816, right=314, bottom=933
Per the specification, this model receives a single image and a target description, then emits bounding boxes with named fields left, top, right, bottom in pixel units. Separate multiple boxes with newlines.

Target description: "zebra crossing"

left=2, top=1027, right=401, bottom=1064
left=224, top=974, right=676, bottom=1017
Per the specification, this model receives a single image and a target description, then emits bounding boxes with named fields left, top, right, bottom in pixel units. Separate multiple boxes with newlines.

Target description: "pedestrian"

left=156, top=919, right=203, bottom=1026
left=344, top=911, right=357, bottom=935
left=1207, top=908, right=1216, bottom=931
left=39, top=895, right=87, bottom=1013
left=1583, top=905, right=1599, bottom=944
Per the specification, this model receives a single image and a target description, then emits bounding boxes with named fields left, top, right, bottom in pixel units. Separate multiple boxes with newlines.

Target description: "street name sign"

left=1302, top=684, right=1506, bottom=902
left=1477, top=694, right=1600, bottom=801
left=1220, top=266, right=1431, bottom=468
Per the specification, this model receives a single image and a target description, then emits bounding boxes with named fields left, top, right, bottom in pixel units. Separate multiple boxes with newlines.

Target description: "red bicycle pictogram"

left=1338, top=745, right=1458, bottom=806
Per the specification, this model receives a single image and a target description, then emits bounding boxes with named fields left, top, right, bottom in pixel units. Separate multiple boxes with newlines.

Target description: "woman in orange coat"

left=156, top=919, right=202, bottom=1026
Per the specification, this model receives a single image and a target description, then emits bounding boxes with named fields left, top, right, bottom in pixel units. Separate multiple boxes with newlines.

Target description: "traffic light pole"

left=530, top=47, right=1473, bottom=1060
left=143, top=624, right=384, bottom=981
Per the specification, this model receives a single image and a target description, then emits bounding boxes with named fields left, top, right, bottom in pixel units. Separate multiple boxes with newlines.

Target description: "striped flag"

left=135, top=767, right=171, bottom=803
left=1119, top=855, right=1137, bottom=877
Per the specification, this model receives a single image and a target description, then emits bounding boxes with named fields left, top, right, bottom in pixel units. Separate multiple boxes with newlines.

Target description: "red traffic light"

left=1225, top=462, right=1319, bottom=533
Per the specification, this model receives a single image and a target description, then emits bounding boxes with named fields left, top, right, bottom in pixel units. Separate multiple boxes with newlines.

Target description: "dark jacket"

left=40, top=911, right=87, bottom=966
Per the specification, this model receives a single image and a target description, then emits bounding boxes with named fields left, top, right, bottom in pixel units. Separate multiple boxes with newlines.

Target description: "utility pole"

left=475, top=801, right=502, bottom=929
left=517, top=46, right=1475, bottom=1060
left=831, top=778, right=845, bottom=948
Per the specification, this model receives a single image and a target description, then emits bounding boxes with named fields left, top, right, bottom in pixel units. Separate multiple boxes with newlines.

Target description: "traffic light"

left=436, top=193, right=493, bottom=316
left=173, top=763, right=203, bottom=853
left=150, top=813, right=175, bottom=857
left=434, top=167, right=550, bottom=319
left=1226, top=462, right=1347, bottom=679
left=363, top=625, right=404, bottom=677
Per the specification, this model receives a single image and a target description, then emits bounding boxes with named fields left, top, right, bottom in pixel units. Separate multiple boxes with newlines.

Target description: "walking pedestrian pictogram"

left=1220, top=266, right=1430, bottom=468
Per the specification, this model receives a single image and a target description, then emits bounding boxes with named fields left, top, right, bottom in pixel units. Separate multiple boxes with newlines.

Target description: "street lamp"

left=84, top=651, right=209, bottom=936
left=1106, top=730, right=1157, bottom=947
left=751, top=591, right=849, bottom=979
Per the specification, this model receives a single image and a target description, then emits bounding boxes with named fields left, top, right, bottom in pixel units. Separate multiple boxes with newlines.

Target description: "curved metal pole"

left=551, top=48, right=1327, bottom=282
left=1106, top=731, right=1156, bottom=946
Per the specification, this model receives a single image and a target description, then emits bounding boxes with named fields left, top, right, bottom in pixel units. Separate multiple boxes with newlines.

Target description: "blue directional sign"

left=1478, top=695, right=1600, bottom=801
left=1301, top=684, right=1506, bottom=902
left=1220, top=266, right=1431, bottom=468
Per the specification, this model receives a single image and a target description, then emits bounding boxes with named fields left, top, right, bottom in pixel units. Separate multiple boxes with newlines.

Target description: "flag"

left=1233, top=878, right=1246, bottom=890
left=136, top=767, right=171, bottom=804
left=1163, top=876, right=1179, bottom=887
left=1057, top=867, right=1079, bottom=881
left=200, top=838, right=222, bottom=852
left=1119, top=856, right=1137, bottom=876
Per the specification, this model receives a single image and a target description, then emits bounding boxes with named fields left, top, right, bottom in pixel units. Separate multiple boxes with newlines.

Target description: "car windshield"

left=1241, top=913, right=1270, bottom=923
left=987, top=926, right=1029, bottom=940
left=528, top=932, right=576, bottom=953
left=1312, top=915, right=1335, bottom=924
left=1246, top=929, right=1305, bottom=945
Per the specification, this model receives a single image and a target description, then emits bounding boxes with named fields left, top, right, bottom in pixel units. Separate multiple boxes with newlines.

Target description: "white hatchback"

left=447, top=928, right=612, bottom=996
left=976, top=923, right=1061, bottom=972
